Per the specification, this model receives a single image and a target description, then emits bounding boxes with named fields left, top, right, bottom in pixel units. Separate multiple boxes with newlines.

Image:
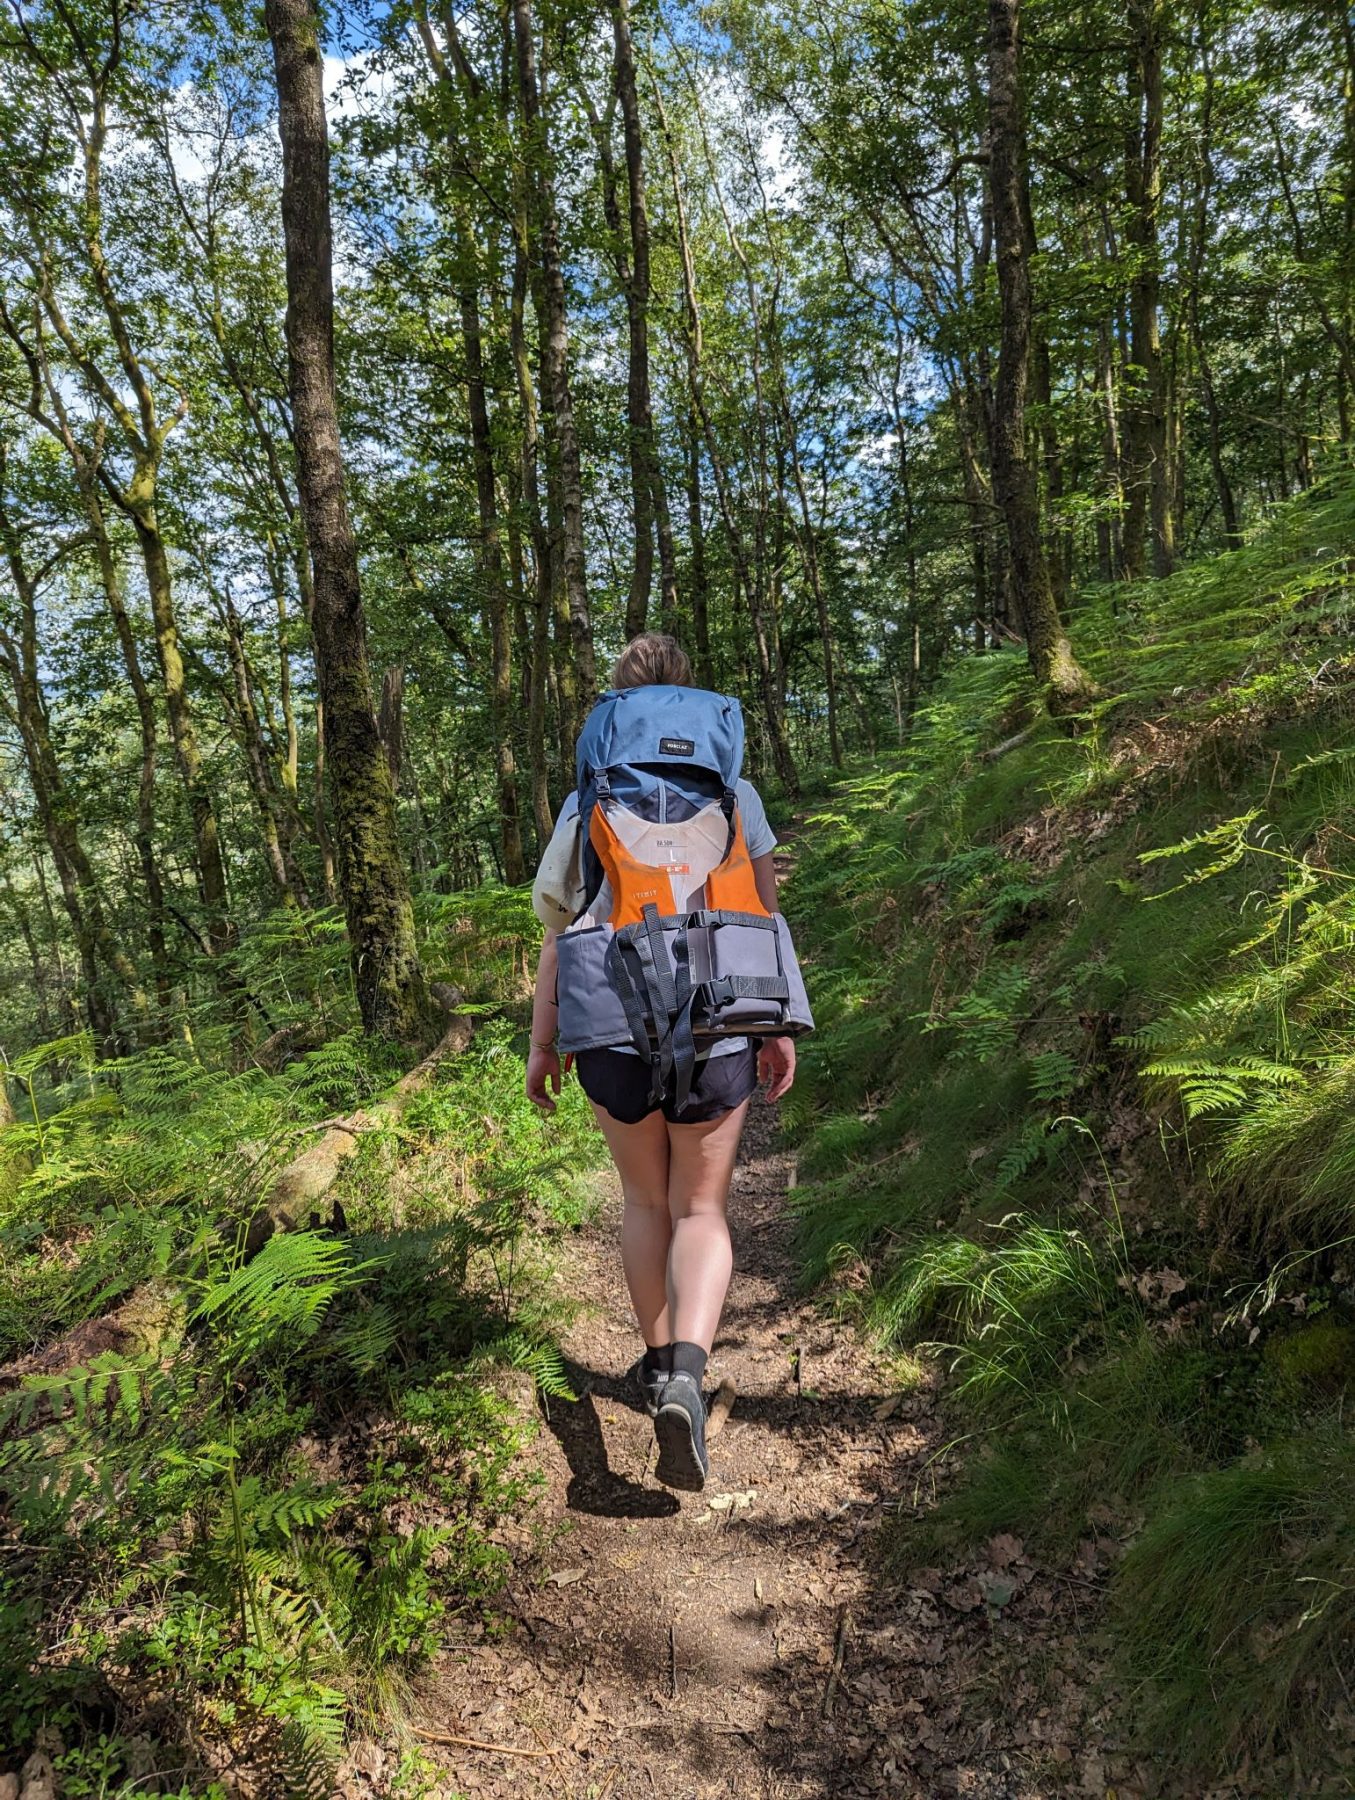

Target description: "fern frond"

left=194, top=1232, right=375, bottom=1348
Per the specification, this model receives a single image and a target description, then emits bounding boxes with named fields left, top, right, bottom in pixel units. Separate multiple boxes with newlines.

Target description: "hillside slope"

left=783, top=472, right=1355, bottom=1792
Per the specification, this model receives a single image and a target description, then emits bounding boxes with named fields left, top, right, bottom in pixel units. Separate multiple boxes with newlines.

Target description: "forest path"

left=408, top=1106, right=1087, bottom=1799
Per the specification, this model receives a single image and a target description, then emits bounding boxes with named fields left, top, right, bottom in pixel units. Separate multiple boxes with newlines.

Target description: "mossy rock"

left=1262, top=1318, right=1355, bottom=1399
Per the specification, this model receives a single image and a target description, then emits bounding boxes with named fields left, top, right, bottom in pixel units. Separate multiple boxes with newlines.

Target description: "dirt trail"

left=409, top=1106, right=1099, bottom=1800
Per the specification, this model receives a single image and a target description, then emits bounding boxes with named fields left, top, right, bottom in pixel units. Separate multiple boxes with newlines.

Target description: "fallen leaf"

left=988, top=1533, right=1024, bottom=1568
left=707, top=1489, right=756, bottom=1511
left=543, top=1567, right=586, bottom=1587
left=1133, top=1267, right=1188, bottom=1309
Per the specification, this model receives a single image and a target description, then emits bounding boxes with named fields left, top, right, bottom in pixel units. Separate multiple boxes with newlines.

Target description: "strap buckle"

left=705, top=975, right=736, bottom=1010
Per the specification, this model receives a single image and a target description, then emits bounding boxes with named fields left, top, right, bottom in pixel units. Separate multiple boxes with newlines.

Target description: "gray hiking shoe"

left=632, top=1356, right=666, bottom=1419
left=653, top=1371, right=709, bottom=1493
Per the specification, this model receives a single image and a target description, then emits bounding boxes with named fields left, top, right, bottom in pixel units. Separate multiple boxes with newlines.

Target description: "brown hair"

left=611, top=632, right=692, bottom=690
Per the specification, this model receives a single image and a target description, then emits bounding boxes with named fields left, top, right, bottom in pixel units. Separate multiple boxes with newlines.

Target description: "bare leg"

left=665, top=1100, right=750, bottom=1352
left=589, top=1102, right=673, bottom=1347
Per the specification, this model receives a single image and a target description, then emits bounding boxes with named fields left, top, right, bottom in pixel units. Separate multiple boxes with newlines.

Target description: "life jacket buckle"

left=705, top=975, right=737, bottom=1010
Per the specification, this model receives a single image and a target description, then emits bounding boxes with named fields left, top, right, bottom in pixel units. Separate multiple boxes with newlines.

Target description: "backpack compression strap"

left=609, top=902, right=790, bottom=1111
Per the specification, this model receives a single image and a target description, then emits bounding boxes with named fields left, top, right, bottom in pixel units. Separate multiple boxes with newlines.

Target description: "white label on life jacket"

left=608, top=800, right=729, bottom=911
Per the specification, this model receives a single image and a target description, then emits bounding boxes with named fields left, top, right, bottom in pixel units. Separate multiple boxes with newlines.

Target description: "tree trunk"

left=312, top=699, right=338, bottom=904
left=786, top=422, right=841, bottom=766
left=218, top=583, right=298, bottom=904
left=248, top=999, right=473, bottom=1252
left=685, top=407, right=714, bottom=689
left=410, top=12, right=528, bottom=884
left=131, top=506, right=233, bottom=953
left=1186, top=29, right=1241, bottom=550
left=511, top=0, right=596, bottom=708
left=454, top=223, right=527, bottom=884
left=654, top=78, right=798, bottom=788
left=77, top=470, right=174, bottom=1015
left=51, top=68, right=235, bottom=963
left=266, top=0, right=429, bottom=1039
left=0, top=313, right=177, bottom=1018
left=987, top=0, right=1095, bottom=708
left=0, top=492, right=140, bottom=1048
left=1122, top=0, right=1175, bottom=579
left=2, top=873, right=53, bottom=1038
left=510, top=228, right=557, bottom=841
left=3, top=660, right=122, bottom=1048
left=1016, top=161, right=1070, bottom=611
left=1090, top=208, right=1127, bottom=581
left=611, top=0, right=675, bottom=636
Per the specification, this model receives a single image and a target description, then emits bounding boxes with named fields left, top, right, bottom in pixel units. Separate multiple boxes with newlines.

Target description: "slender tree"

left=265, top=0, right=429, bottom=1039
left=511, top=0, right=596, bottom=715
left=1122, top=0, right=1175, bottom=578
left=987, top=0, right=1094, bottom=707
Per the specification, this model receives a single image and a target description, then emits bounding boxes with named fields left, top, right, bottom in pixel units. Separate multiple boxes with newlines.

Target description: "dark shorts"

left=575, top=1045, right=758, bottom=1126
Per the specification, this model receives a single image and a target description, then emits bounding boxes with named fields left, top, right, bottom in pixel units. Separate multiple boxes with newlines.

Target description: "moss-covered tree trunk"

left=217, top=582, right=302, bottom=905
left=8, top=339, right=176, bottom=1019
left=0, top=578, right=130, bottom=1051
left=86, top=498, right=174, bottom=1019
left=987, top=0, right=1095, bottom=711
left=266, top=0, right=429, bottom=1040
left=509, top=228, right=556, bottom=844
left=129, top=506, right=233, bottom=954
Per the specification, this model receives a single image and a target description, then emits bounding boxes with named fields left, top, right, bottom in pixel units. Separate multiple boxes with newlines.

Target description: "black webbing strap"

left=723, top=975, right=790, bottom=999
left=608, top=905, right=790, bottom=1107
left=719, top=786, right=737, bottom=861
left=669, top=927, right=699, bottom=1113
left=686, top=908, right=778, bottom=932
left=701, top=973, right=790, bottom=1016
left=614, top=907, right=682, bottom=1105
left=609, top=936, right=658, bottom=1056
left=638, top=904, right=679, bottom=1019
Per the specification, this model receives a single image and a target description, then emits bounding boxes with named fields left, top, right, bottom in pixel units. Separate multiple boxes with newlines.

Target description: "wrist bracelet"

left=530, top=1037, right=556, bottom=1053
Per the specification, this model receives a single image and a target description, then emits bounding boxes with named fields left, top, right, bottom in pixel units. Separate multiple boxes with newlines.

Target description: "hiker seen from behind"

left=525, top=633, right=813, bottom=1493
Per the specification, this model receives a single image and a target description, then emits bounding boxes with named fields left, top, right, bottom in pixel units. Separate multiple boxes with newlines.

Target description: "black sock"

left=670, top=1341, right=708, bottom=1385
left=642, top=1343, right=671, bottom=1380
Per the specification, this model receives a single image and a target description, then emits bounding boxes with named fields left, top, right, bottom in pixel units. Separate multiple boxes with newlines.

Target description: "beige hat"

left=531, top=811, right=586, bottom=929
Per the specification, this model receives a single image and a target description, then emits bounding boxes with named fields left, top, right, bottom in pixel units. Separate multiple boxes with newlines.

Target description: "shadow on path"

left=537, top=1354, right=679, bottom=1518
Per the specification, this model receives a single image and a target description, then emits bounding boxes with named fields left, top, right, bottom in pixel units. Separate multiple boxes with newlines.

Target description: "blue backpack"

left=575, top=684, right=743, bottom=912
left=555, top=685, right=813, bottom=1110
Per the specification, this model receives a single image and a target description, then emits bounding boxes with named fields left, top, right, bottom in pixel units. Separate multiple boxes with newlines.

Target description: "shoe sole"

left=654, top=1400, right=708, bottom=1492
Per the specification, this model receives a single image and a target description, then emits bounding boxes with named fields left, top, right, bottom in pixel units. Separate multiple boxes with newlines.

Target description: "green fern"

left=480, top=1330, right=575, bottom=1400
left=1029, top=1049, right=1079, bottom=1104
left=1142, top=1054, right=1303, bottom=1119
left=194, top=1232, right=378, bottom=1353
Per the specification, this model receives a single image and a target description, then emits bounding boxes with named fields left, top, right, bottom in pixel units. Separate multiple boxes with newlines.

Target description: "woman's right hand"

left=526, top=1043, right=562, bottom=1114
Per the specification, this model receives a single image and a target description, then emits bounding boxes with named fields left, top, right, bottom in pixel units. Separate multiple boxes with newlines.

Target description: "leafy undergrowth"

left=783, top=470, right=1355, bottom=1790
left=0, top=891, right=598, bottom=1796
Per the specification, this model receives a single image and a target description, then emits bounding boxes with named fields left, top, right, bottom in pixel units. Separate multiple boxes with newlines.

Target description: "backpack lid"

left=575, top=685, right=744, bottom=815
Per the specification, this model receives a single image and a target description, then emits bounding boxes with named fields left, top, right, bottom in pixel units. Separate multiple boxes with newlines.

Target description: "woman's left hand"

left=526, top=1043, right=562, bottom=1114
left=757, top=1036, right=796, bottom=1103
